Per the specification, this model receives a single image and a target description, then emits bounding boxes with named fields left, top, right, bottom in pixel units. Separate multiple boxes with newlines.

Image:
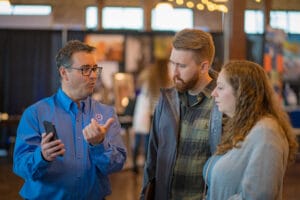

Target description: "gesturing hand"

left=41, top=133, right=65, bottom=161
left=82, top=118, right=115, bottom=146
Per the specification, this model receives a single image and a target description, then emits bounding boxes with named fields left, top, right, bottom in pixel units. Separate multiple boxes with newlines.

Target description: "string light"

left=0, top=0, right=11, bottom=7
left=165, top=0, right=228, bottom=13
left=186, top=1, right=195, bottom=8
left=196, top=3, right=205, bottom=10
left=156, top=0, right=173, bottom=10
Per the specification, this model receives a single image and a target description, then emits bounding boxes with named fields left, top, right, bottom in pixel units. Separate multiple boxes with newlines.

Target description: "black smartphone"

left=43, top=120, right=58, bottom=141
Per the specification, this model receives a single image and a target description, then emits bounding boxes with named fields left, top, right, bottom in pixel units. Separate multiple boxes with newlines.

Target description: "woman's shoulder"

left=253, top=117, right=281, bottom=133
left=248, top=116, right=285, bottom=143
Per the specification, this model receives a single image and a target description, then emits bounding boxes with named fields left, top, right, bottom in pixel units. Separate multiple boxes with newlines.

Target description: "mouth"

left=174, top=77, right=184, bottom=84
left=88, top=82, right=96, bottom=88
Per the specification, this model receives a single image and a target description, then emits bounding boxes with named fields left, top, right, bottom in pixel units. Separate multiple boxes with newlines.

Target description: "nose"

left=168, top=62, right=180, bottom=76
left=211, top=88, right=217, bottom=97
left=89, top=70, right=98, bottom=79
left=171, top=66, right=180, bottom=76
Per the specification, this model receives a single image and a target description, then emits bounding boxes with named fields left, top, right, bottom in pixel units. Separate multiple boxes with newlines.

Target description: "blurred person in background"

left=132, top=59, right=172, bottom=173
left=92, top=77, right=113, bottom=105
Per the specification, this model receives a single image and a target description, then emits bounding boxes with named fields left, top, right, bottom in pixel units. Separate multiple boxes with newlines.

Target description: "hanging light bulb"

left=186, top=1, right=195, bottom=9
left=196, top=3, right=205, bottom=10
left=176, top=0, right=184, bottom=6
left=0, top=0, right=12, bottom=14
left=212, top=0, right=228, bottom=2
left=156, top=0, right=173, bottom=10
left=206, top=1, right=216, bottom=11
left=0, top=0, right=11, bottom=7
left=217, top=4, right=228, bottom=13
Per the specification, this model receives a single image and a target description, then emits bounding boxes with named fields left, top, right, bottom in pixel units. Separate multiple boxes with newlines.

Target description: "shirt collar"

left=57, top=88, right=87, bottom=114
left=179, top=80, right=216, bottom=107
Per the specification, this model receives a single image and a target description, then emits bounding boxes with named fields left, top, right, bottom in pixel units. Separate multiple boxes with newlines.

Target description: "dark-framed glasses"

left=68, top=65, right=103, bottom=76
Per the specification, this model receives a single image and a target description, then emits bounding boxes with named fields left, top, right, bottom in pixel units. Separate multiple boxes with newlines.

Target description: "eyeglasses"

left=67, top=65, right=103, bottom=76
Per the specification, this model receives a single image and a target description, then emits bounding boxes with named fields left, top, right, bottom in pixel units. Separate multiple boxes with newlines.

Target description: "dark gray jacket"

left=140, top=87, right=222, bottom=200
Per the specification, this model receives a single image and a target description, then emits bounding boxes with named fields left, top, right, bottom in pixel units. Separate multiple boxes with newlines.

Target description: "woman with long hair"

left=203, top=60, right=298, bottom=200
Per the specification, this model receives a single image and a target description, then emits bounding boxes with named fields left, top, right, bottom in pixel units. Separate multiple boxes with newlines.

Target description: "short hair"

left=172, top=29, right=215, bottom=66
left=55, top=40, right=95, bottom=69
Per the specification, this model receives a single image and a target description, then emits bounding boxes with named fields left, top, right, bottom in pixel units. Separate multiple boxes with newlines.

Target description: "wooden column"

left=97, top=0, right=104, bottom=31
left=262, top=0, right=272, bottom=27
left=141, top=0, right=153, bottom=31
left=223, top=0, right=246, bottom=61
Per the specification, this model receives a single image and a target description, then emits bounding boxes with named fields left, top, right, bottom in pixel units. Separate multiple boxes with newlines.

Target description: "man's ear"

left=59, top=67, right=69, bottom=81
left=200, top=61, right=210, bottom=72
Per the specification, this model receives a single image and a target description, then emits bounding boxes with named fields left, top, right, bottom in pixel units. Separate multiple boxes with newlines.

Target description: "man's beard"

left=173, top=73, right=198, bottom=93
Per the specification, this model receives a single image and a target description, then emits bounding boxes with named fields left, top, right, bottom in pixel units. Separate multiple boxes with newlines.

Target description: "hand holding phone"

left=43, top=120, right=58, bottom=141
left=42, top=120, right=64, bottom=159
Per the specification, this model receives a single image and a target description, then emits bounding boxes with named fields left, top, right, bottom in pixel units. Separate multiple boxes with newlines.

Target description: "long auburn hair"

left=215, top=60, right=298, bottom=164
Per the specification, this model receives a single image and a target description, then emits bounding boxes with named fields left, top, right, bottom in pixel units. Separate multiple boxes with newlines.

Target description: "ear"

left=200, top=61, right=210, bottom=72
left=59, top=66, right=69, bottom=81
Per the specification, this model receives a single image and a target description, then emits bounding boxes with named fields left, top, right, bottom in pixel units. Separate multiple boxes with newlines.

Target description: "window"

left=0, top=5, right=51, bottom=15
left=86, top=6, right=98, bottom=29
left=151, top=8, right=193, bottom=31
left=244, top=10, right=264, bottom=34
left=270, top=11, right=288, bottom=31
left=288, top=12, right=300, bottom=34
left=270, top=11, right=300, bottom=34
left=86, top=7, right=144, bottom=30
left=245, top=10, right=300, bottom=34
left=102, top=7, right=143, bottom=30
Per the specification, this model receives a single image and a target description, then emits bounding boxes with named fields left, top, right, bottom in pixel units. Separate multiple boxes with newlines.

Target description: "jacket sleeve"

left=13, top=107, right=50, bottom=180
left=89, top=111, right=127, bottom=175
left=140, top=93, right=163, bottom=200
left=228, top=124, right=288, bottom=200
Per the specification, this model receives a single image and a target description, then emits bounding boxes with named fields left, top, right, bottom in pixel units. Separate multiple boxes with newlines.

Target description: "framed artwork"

left=153, top=35, right=173, bottom=60
left=125, top=35, right=152, bottom=72
left=84, top=34, right=125, bottom=62
left=113, top=73, right=135, bottom=114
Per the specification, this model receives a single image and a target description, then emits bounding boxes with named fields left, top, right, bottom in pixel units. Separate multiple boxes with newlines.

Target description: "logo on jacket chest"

left=95, top=113, right=103, bottom=123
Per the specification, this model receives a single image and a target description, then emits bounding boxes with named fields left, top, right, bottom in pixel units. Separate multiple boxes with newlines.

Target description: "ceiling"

left=9, top=0, right=300, bottom=10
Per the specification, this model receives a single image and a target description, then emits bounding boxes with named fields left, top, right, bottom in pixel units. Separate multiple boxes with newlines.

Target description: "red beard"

left=173, top=74, right=199, bottom=93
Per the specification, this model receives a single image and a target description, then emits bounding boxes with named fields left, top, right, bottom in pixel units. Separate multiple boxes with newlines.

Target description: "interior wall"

left=7, top=0, right=300, bottom=31
left=6, top=0, right=221, bottom=31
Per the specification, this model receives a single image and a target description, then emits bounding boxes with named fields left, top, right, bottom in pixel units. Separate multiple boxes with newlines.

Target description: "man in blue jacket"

left=141, top=29, right=222, bottom=200
left=13, top=40, right=127, bottom=200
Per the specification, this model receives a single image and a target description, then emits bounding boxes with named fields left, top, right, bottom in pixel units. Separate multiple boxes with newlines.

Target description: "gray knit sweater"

left=203, top=117, right=289, bottom=200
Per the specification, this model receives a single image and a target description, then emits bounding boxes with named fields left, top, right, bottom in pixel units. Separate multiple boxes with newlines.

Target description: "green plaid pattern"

left=171, top=81, right=215, bottom=200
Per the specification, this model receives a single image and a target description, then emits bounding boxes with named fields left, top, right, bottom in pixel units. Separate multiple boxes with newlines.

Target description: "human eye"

left=168, top=60, right=176, bottom=67
left=178, top=63, right=186, bottom=68
left=91, top=66, right=99, bottom=72
left=81, top=65, right=91, bottom=73
left=169, top=60, right=186, bottom=68
left=216, top=84, right=223, bottom=90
